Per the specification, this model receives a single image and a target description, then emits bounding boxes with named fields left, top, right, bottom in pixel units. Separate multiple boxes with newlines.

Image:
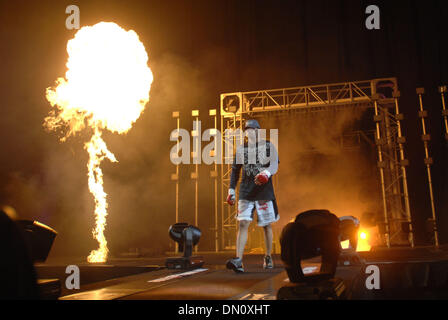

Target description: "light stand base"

left=165, top=256, right=204, bottom=270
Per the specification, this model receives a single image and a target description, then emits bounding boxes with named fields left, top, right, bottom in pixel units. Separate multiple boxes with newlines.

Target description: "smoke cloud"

left=260, top=107, right=382, bottom=233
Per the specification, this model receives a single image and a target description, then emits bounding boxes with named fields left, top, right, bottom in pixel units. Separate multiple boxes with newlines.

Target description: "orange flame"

left=45, top=22, right=153, bottom=263
left=85, top=129, right=117, bottom=263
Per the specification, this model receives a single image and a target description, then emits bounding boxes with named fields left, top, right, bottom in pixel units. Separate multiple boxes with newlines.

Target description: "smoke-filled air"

left=262, top=108, right=381, bottom=249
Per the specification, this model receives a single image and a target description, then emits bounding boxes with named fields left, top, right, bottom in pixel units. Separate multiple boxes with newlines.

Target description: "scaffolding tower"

left=219, top=77, right=414, bottom=250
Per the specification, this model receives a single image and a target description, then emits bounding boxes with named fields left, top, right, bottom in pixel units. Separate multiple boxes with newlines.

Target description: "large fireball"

left=45, top=22, right=153, bottom=263
left=46, top=22, right=153, bottom=137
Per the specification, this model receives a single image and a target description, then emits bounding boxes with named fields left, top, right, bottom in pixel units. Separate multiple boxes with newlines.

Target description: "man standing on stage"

left=226, top=119, right=280, bottom=273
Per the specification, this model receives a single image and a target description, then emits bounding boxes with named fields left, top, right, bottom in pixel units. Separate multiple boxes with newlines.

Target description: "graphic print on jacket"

left=230, top=140, right=279, bottom=201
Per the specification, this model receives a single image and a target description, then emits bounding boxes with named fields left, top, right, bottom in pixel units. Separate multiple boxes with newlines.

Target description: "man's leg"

left=262, top=223, right=273, bottom=257
left=237, top=220, right=251, bottom=259
left=226, top=200, right=254, bottom=273
left=255, top=200, right=278, bottom=269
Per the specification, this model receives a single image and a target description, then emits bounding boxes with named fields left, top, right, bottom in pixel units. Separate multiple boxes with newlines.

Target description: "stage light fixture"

left=337, top=216, right=367, bottom=265
left=280, top=210, right=341, bottom=283
left=16, top=220, right=57, bottom=263
left=165, top=223, right=204, bottom=270
left=278, top=210, right=347, bottom=300
left=338, top=216, right=360, bottom=251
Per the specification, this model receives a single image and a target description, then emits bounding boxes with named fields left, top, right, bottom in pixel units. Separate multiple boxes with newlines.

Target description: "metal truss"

left=219, top=114, right=243, bottom=250
left=221, top=78, right=397, bottom=117
left=219, top=78, right=414, bottom=250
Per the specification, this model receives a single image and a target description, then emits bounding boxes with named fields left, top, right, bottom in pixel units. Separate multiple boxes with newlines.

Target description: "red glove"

left=254, top=171, right=270, bottom=185
left=227, top=189, right=236, bottom=205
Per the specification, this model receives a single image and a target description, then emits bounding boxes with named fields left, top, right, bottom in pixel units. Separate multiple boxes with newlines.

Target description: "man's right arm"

left=228, top=148, right=243, bottom=205
left=229, top=147, right=243, bottom=190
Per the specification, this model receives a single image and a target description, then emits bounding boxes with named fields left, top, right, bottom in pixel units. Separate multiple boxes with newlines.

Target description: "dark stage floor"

left=48, top=253, right=294, bottom=300
left=35, top=246, right=448, bottom=300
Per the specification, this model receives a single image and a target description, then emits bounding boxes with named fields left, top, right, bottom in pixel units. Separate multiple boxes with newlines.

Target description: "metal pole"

left=220, top=112, right=225, bottom=250
left=172, top=111, right=180, bottom=254
left=393, top=92, right=414, bottom=247
left=192, top=110, right=200, bottom=253
left=439, top=86, right=448, bottom=246
left=210, top=109, right=219, bottom=252
left=416, top=88, right=439, bottom=247
left=439, top=86, right=448, bottom=140
left=373, top=95, right=391, bottom=247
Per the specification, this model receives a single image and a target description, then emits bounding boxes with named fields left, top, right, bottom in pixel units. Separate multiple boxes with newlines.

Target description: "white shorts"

left=237, top=200, right=279, bottom=227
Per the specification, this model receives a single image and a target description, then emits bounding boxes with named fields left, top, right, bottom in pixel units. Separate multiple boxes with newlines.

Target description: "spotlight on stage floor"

left=339, top=216, right=360, bottom=250
left=16, top=220, right=57, bottom=263
left=165, top=223, right=204, bottom=270
left=338, top=216, right=366, bottom=266
left=278, top=210, right=346, bottom=300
